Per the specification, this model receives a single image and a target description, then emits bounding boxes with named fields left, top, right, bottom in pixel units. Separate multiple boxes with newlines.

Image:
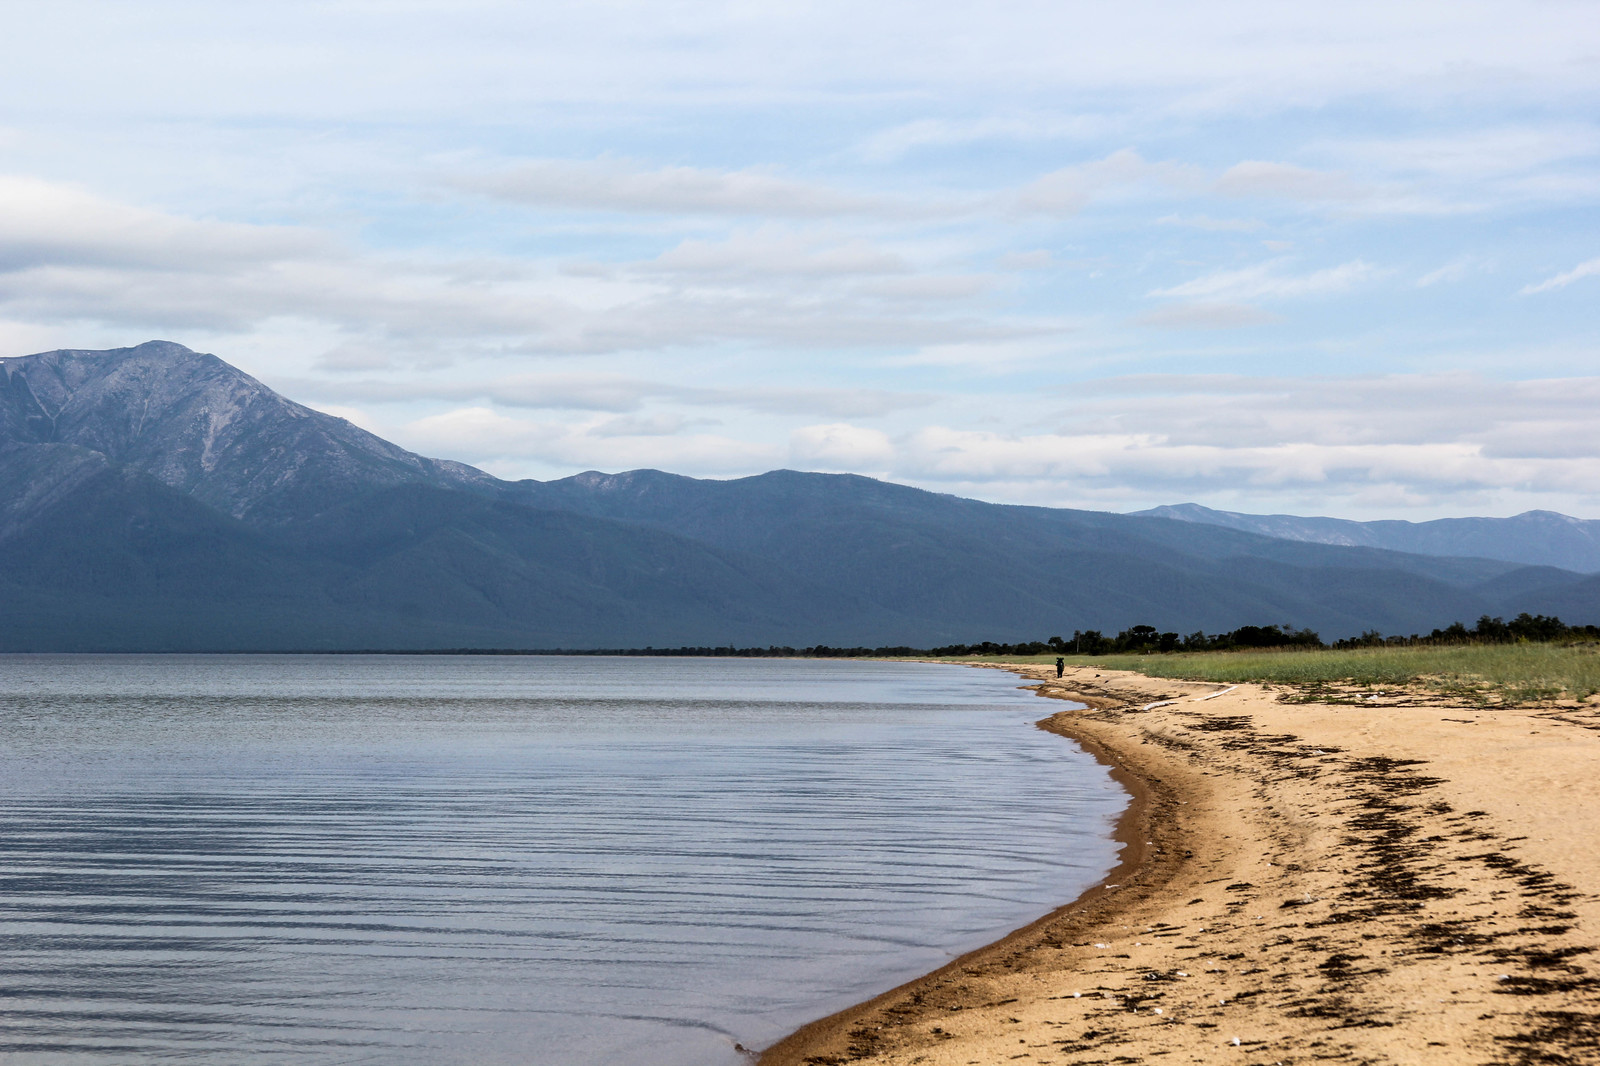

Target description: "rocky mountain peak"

left=0, top=341, right=495, bottom=524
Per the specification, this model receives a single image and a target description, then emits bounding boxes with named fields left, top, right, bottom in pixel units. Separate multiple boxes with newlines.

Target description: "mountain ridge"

left=1, top=342, right=1595, bottom=650
left=0, top=341, right=493, bottom=525
left=1136, top=502, right=1600, bottom=574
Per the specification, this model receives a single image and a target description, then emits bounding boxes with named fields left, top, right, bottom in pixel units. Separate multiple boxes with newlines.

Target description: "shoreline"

left=760, top=662, right=1600, bottom=1065
left=758, top=664, right=1189, bottom=1066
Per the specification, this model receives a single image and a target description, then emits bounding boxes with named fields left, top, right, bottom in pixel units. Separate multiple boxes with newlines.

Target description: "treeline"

left=1334, top=613, right=1600, bottom=649
left=338, top=623, right=1323, bottom=658
left=441, top=623, right=1320, bottom=657
left=334, top=614, right=1597, bottom=657
left=1048, top=624, right=1323, bottom=656
left=341, top=645, right=927, bottom=657
left=924, top=614, right=1599, bottom=656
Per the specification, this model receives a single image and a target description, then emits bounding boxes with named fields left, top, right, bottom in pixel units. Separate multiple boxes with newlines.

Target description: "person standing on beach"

left=1055, top=657, right=1064, bottom=678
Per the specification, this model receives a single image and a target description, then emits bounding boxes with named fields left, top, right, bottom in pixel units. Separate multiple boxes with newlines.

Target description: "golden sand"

left=760, top=664, right=1600, bottom=1065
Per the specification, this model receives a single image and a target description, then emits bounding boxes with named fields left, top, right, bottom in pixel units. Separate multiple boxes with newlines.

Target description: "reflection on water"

left=0, top=655, right=1124, bottom=1065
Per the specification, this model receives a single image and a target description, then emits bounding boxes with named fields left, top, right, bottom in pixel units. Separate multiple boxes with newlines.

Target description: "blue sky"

left=2, top=1, right=1597, bottom=518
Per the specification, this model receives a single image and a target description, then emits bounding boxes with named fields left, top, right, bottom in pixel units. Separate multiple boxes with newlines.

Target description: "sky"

left=1, top=1, right=1597, bottom=519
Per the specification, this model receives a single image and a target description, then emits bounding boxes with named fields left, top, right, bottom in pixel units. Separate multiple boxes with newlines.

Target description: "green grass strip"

left=917, top=643, right=1600, bottom=705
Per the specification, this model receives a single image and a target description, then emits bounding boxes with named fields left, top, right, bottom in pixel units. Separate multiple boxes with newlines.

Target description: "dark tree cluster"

left=1333, top=613, right=1600, bottom=649
left=1055, top=623, right=1321, bottom=655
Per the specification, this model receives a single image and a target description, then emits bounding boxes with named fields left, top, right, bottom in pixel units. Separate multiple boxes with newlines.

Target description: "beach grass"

left=921, top=643, right=1600, bottom=705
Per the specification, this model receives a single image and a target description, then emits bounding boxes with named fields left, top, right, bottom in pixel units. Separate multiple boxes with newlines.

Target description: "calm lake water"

left=0, top=655, right=1125, bottom=1065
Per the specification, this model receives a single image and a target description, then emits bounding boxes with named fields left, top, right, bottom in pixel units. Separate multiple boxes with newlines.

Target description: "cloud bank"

left=0, top=1, right=1596, bottom=519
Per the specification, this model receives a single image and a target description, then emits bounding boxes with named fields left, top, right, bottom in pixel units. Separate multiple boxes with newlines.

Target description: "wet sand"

left=760, top=663, right=1600, bottom=1065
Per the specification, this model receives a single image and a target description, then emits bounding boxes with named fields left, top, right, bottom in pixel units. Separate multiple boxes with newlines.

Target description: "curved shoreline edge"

left=759, top=662, right=1600, bottom=1065
left=758, top=665, right=1185, bottom=1065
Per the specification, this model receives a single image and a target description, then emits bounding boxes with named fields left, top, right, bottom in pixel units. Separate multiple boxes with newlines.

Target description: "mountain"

left=1, top=342, right=1595, bottom=650
left=0, top=341, right=492, bottom=525
left=505, top=468, right=1551, bottom=639
left=0, top=447, right=897, bottom=652
left=1136, top=503, right=1600, bottom=574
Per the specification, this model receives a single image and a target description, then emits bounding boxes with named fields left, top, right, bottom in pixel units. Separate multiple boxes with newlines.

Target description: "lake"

left=0, top=655, right=1126, bottom=1065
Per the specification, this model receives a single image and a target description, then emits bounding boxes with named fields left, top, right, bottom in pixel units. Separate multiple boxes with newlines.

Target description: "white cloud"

left=882, top=333, right=1077, bottom=369
left=589, top=413, right=706, bottom=438
left=728, top=386, right=935, bottom=418
left=0, top=175, right=1020, bottom=358
left=1013, top=149, right=1187, bottom=215
left=1135, top=303, right=1281, bottom=330
left=270, top=364, right=1600, bottom=518
left=1416, top=256, right=1485, bottom=288
left=1327, top=126, right=1600, bottom=180
left=897, top=428, right=1505, bottom=493
left=343, top=375, right=660, bottom=413
left=401, top=407, right=561, bottom=459
left=314, top=342, right=396, bottom=371
left=0, top=254, right=568, bottom=337
left=857, top=275, right=994, bottom=302
left=1058, top=374, right=1600, bottom=453
left=0, top=174, right=331, bottom=273
left=857, top=113, right=1114, bottom=161
left=1149, top=259, right=1377, bottom=302
left=1215, top=161, right=1363, bottom=201
left=9, top=1, right=1594, bottom=121
left=855, top=373, right=1600, bottom=509
left=454, top=159, right=889, bottom=217
left=1155, top=214, right=1265, bottom=232
left=1213, top=160, right=1460, bottom=214
left=1521, top=257, right=1600, bottom=295
left=996, top=250, right=1054, bottom=270
left=789, top=423, right=895, bottom=469
left=645, top=228, right=909, bottom=277
left=401, top=406, right=782, bottom=474
left=2, top=3, right=1598, bottom=520
left=282, top=372, right=935, bottom=419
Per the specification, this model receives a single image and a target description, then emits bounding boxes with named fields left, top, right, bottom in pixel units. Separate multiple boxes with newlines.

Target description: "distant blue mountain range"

left=1, top=342, right=1595, bottom=651
left=1135, top=504, right=1600, bottom=575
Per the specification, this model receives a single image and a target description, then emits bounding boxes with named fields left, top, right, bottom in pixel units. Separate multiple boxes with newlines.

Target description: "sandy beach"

left=760, top=663, right=1600, bottom=1065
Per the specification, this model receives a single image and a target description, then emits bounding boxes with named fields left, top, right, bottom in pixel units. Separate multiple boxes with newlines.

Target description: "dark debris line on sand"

left=1124, top=695, right=1600, bottom=1065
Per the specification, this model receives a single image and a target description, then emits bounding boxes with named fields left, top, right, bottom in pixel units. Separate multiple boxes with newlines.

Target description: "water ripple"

left=0, top=655, right=1124, bottom=1065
